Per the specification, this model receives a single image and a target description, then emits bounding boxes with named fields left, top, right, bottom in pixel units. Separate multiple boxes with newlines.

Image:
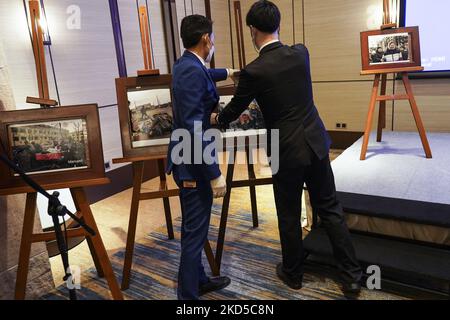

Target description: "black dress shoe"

left=342, top=281, right=362, bottom=295
left=199, top=276, right=231, bottom=296
left=276, top=263, right=303, bottom=290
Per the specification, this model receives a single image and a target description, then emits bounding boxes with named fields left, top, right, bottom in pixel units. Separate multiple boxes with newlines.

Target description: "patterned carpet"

left=43, top=200, right=410, bottom=300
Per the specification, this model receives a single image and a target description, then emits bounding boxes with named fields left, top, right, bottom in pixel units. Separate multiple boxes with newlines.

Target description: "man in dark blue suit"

left=166, top=15, right=237, bottom=300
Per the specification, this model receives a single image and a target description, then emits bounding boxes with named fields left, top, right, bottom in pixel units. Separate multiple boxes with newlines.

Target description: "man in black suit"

left=212, top=0, right=363, bottom=294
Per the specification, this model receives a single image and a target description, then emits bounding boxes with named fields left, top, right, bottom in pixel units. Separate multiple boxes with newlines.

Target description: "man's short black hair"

left=180, top=14, right=213, bottom=49
left=246, top=0, right=281, bottom=33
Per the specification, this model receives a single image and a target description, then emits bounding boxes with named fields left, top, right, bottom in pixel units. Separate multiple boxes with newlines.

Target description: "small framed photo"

left=116, top=75, right=173, bottom=158
left=360, top=26, right=421, bottom=72
left=0, top=104, right=106, bottom=192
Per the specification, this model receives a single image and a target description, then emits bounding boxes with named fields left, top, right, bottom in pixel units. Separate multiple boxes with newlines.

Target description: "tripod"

left=0, top=152, right=95, bottom=300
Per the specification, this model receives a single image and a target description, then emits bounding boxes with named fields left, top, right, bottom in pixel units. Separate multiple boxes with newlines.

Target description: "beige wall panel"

left=192, top=0, right=207, bottom=16
left=313, top=80, right=394, bottom=132
left=176, top=0, right=187, bottom=54
left=271, top=0, right=294, bottom=46
left=304, top=0, right=383, bottom=82
left=293, top=0, right=304, bottom=44
left=393, top=79, right=450, bottom=132
left=175, top=0, right=206, bottom=55
left=148, top=0, right=170, bottom=73
left=242, top=0, right=295, bottom=65
left=236, top=0, right=258, bottom=66
left=210, top=0, right=233, bottom=68
left=184, top=0, right=193, bottom=15
left=219, top=0, right=298, bottom=70
left=227, top=0, right=240, bottom=69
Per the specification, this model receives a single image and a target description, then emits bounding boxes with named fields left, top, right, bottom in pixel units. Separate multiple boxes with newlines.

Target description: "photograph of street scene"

left=127, top=88, right=173, bottom=148
left=8, top=118, right=90, bottom=175
left=219, top=96, right=265, bottom=131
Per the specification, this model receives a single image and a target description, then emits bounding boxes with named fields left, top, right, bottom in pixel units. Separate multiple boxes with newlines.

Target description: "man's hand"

left=211, top=175, right=227, bottom=198
left=227, top=69, right=241, bottom=85
left=211, top=112, right=218, bottom=125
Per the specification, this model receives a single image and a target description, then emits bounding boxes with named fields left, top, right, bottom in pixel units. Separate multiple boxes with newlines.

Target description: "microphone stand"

left=0, top=152, right=96, bottom=300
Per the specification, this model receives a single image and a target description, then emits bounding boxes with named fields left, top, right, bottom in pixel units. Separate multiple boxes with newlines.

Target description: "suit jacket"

left=167, top=50, right=228, bottom=181
left=217, top=42, right=331, bottom=168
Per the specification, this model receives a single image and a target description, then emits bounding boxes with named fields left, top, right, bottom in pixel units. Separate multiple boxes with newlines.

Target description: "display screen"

left=404, top=0, right=450, bottom=72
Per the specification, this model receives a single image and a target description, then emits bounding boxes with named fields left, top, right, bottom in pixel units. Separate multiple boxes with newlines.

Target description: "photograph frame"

left=360, top=26, right=421, bottom=72
left=116, top=74, right=173, bottom=159
left=0, top=104, right=106, bottom=193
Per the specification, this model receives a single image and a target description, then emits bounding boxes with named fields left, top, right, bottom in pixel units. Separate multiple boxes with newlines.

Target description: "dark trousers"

left=272, top=153, right=362, bottom=283
left=174, top=175, right=212, bottom=300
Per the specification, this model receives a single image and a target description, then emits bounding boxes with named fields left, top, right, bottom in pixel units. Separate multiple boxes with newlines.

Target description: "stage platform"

left=304, top=131, right=450, bottom=296
left=332, top=131, right=450, bottom=205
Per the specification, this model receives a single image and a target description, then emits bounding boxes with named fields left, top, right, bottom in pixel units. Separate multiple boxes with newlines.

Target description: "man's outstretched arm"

left=213, top=69, right=256, bottom=127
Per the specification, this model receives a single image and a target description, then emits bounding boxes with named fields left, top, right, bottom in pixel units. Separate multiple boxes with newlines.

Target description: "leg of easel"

left=157, top=159, right=174, bottom=240
left=246, top=144, right=258, bottom=228
left=14, top=192, right=37, bottom=300
left=360, top=74, right=381, bottom=160
left=215, top=150, right=236, bottom=275
left=402, top=73, right=433, bottom=159
left=377, top=74, right=388, bottom=142
left=71, top=187, right=123, bottom=300
left=121, top=161, right=144, bottom=290
left=84, top=236, right=104, bottom=277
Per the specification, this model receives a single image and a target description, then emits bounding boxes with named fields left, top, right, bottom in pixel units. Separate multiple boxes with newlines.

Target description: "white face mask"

left=205, top=44, right=215, bottom=63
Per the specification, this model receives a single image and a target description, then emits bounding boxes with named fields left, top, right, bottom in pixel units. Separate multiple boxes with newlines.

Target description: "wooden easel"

left=360, top=0, right=432, bottom=160
left=28, top=0, right=50, bottom=101
left=210, top=3, right=274, bottom=274
left=115, top=3, right=218, bottom=290
left=213, top=137, right=273, bottom=275
left=137, top=4, right=160, bottom=77
left=10, top=1, right=123, bottom=300
left=112, top=155, right=220, bottom=289
left=380, top=0, right=398, bottom=30
left=1, top=179, right=123, bottom=300
left=360, top=67, right=432, bottom=160
left=26, top=0, right=58, bottom=109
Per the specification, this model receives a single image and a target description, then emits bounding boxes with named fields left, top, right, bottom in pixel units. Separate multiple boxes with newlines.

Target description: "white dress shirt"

left=258, top=39, right=280, bottom=53
left=189, top=50, right=206, bottom=66
left=188, top=50, right=231, bottom=76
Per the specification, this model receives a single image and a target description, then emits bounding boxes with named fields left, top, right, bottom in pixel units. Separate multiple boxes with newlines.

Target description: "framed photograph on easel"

left=216, top=86, right=265, bottom=134
left=360, top=26, right=421, bottom=72
left=0, top=104, right=106, bottom=192
left=116, top=74, right=173, bottom=158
